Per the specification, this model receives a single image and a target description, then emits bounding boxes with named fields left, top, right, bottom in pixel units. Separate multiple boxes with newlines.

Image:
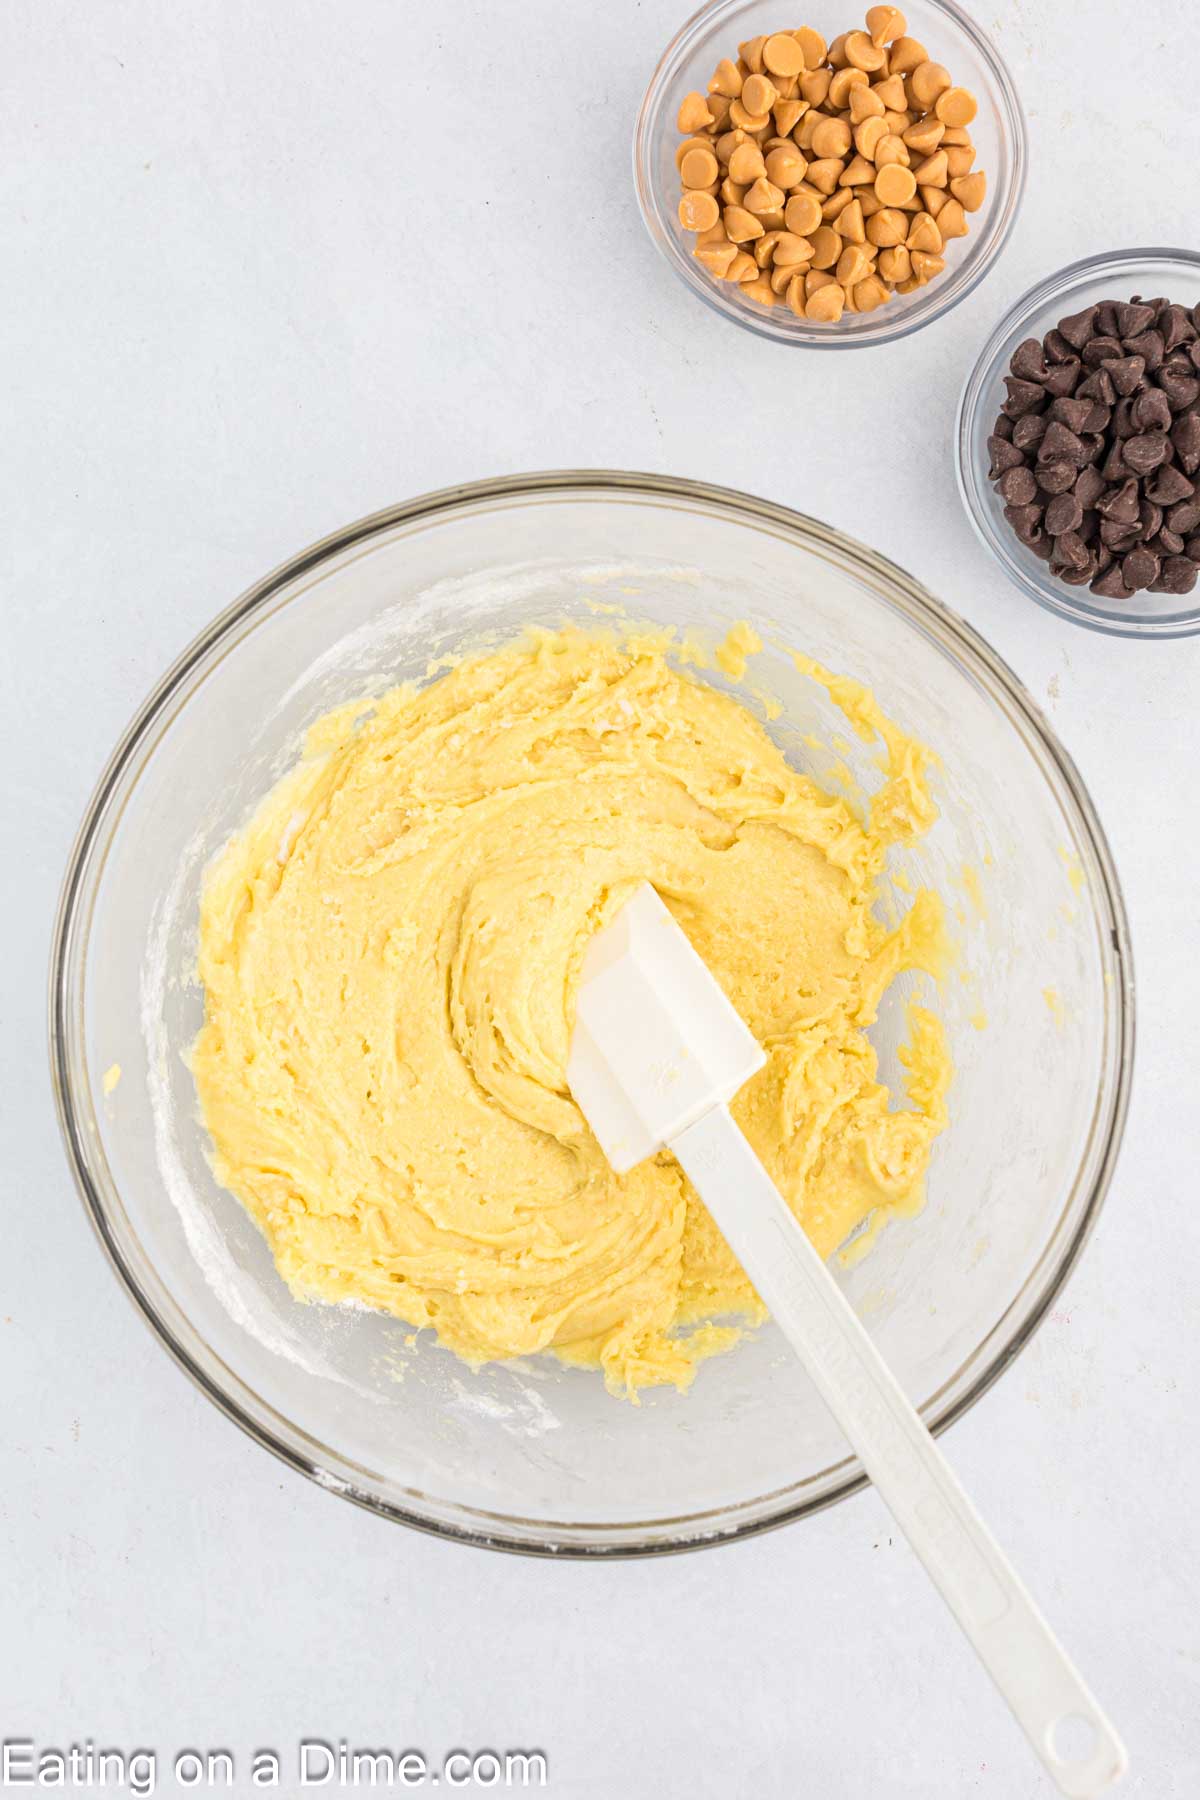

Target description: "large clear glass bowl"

left=633, top=0, right=1027, bottom=348
left=957, top=247, right=1200, bottom=637
left=50, top=472, right=1132, bottom=1556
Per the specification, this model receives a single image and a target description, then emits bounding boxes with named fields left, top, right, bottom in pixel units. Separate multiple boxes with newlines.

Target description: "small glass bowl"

left=957, top=248, right=1200, bottom=638
left=633, top=0, right=1027, bottom=348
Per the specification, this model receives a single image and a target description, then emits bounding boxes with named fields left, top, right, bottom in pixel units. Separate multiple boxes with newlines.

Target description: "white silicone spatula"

left=568, top=883, right=1126, bottom=1799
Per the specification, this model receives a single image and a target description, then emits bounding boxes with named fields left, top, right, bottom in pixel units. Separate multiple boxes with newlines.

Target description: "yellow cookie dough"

left=194, top=627, right=950, bottom=1397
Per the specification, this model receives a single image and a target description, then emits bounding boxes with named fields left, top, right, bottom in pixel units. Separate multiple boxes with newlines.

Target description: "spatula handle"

left=671, top=1106, right=1126, bottom=1799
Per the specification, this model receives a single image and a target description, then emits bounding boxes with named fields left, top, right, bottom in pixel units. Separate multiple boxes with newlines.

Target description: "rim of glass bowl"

left=633, top=0, right=1028, bottom=349
left=956, top=246, right=1200, bottom=638
left=49, top=470, right=1134, bottom=1558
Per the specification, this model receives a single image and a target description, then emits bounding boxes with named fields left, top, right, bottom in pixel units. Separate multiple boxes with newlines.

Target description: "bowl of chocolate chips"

left=957, top=249, right=1200, bottom=636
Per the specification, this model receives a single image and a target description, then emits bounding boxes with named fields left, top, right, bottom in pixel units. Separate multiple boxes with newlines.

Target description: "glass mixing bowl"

left=634, top=0, right=1027, bottom=347
left=51, top=472, right=1132, bottom=1556
left=957, top=247, right=1200, bottom=638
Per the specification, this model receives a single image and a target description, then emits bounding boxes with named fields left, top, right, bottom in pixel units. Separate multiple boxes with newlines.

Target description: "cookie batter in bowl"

left=193, top=626, right=950, bottom=1397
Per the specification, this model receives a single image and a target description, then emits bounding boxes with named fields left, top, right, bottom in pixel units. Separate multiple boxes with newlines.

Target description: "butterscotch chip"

left=677, top=92, right=713, bottom=133
left=693, top=217, right=729, bottom=246
left=850, top=84, right=885, bottom=122
left=809, top=224, right=843, bottom=268
left=909, top=60, right=950, bottom=108
left=872, top=73, right=908, bottom=109
left=913, top=148, right=948, bottom=186
left=828, top=66, right=869, bottom=108
left=729, top=141, right=767, bottom=184
left=844, top=30, right=885, bottom=71
left=806, top=157, right=846, bottom=195
left=950, top=170, right=987, bottom=211
left=763, top=31, right=805, bottom=77
left=910, top=249, right=945, bottom=283
left=858, top=189, right=882, bottom=217
left=806, top=282, right=846, bottom=321
left=679, top=190, right=720, bottom=231
left=772, top=229, right=814, bottom=265
left=906, top=210, right=942, bottom=253
left=839, top=152, right=877, bottom=186
left=920, top=184, right=948, bottom=217
left=794, top=26, right=827, bottom=66
left=721, top=177, right=747, bottom=207
left=676, top=135, right=712, bottom=171
left=799, top=67, right=833, bottom=106
left=707, top=93, right=733, bottom=132
left=853, top=116, right=888, bottom=161
left=866, top=205, right=909, bottom=246
left=742, top=73, right=779, bottom=116
left=874, top=163, right=916, bottom=205
left=805, top=268, right=837, bottom=296
left=708, top=58, right=744, bottom=98
left=903, top=116, right=945, bottom=156
left=716, top=128, right=748, bottom=164
left=739, top=35, right=766, bottom=73
left=729, top=100, right=771, bottom=132
left=936, top=196, right=968, bottom=238
left=810, top=116, right=853, bottom=159
left=769, top=260, right=800, bottom=293
left=854, top=273, right=891, bottom=311
left=822, top=185, right=855, bottom=221
left=837, top=197, right=866, bottom=242
left=681, top=146, right=720, bottom=189
left=874, top=133, right=910, bottom=168
left=876, top=244, right=911, bottom=283
left=887, top=36, right=928, bottom=74
left=827, top=32, right=849, bottom=67
left=883, top=109, right=912, bottom=135
left=935, top=86, right=977, bottom=126
left=695, top=240, right=738, bottom=277
left=865, top=5, right=907, bottom=45
left=744, top=176, right=786, bottom=214
left=765, top=144, right=806, bottom=189
left=741, top=273, right=777, bottom=305
left=835, top=242, right=872, bottom=287
left=723, top=203, right=765, bottom=241
left=786, top=272, right=808, bottom=316
left=754, top=230, right=781, bottom=267
left=726, top=249, right=759, bottom=282
left=785, top=190, right=823, bottom=235
left=774, top=98, right=807, bottom=135
left=943, top=143, right=975, bottom=178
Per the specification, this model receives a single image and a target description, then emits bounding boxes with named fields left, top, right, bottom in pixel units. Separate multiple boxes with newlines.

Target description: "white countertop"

left=4, top=1, right=1198, bottom=1794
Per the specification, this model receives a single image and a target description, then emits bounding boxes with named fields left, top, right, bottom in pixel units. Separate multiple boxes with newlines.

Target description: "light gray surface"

left=3, top=1, right=1197, bottom=1794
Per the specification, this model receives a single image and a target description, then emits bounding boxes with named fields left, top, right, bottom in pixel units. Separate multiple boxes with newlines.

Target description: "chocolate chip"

left=1047, top=396, right=1091, bottom=433
left=1139, top=499, right=1163, bottom=541
left=1096, top=302, right=1120, bottom=338
left=1160, top=305, right=1198, bottom=352
left=1045, top=492, right=1083, bottom=535
left=1043, top=328, right=1076, bottom=364
left=1116, top=301, right=1156, bottom=338
left=1113, top=397, right=1138, bottom=437
left=1058, top=305, right=1098, bottom=349
left=1094, top=545, right=1115, bottom=574
left=1090, top=565, right=1134, bottom=599
left=997, top=465, right=1038, bottom=505
left=1122, top=547, right=1160, bottom=589
left=1150, top=555, right=1199, bottom=595
left=1013, top=412, right=1049, bottom=451
left=1167, top=497, right=1200, bottom=534
left=1101, top=355, right=1145, bottom=396
left=1003, top=376, right=1046, bottom=417
left=1036, top=460, right=1076, bottom=495
left=1039, top=420, right=1087, bottom=464
left=1074, top=465, right=1105, bottom=509
left=1010, top=338, right=1049, bottom=383
left=1172, top=412, right=1200, bottom=475
left=1077, top=367, right=1116, bottom=406
left=1130, top=388, right=1172, bottom=433
left=1100, top=439, right=1127, bottom=482
left=1083, top=335, right=1125, bottom=367
left=1042, top=359, right=1082, bottom=398
left=1122, top=329, right=1164, bottom=371
left=1185, top=533, right=1200, bottom=561
left=1097, top=478, right=1141, bottom=524
left=988, top=435, right=1025, bottom=478
left=1080, top=403, right=1112, bottom=435
left=1145, top=463, right=1195, bottom=505
left=1004, top=503, right=1044, bottom=543
left=1099, top=518, right=1142, bottom=552
left=1051, top=533, right=1089, bottom=572
left=1122, top=432, right=1171, bottom=475
left=1059, top=560, right=1097, bottom=586
left=1078, top=508, right=1100, bottom=543
left=1158, top=369, right=1200, bottom=410
left=1151, top=527, right=1185, bottom=556
left=993, top=413, right=1015, bottom=441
